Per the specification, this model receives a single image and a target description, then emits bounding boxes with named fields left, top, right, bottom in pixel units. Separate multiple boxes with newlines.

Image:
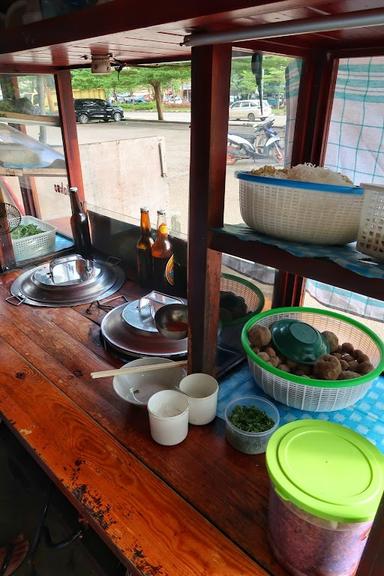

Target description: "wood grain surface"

left=0, top=273, right=288, bottom=576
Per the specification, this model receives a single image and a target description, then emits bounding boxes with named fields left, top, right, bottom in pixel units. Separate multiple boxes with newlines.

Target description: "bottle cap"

left=69, top=186, right=78, bottom=192
left=140, top=207, right=149, bottom=212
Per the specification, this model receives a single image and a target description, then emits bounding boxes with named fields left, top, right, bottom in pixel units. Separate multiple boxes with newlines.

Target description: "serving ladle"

left=154, top=303, right=188, bottom=340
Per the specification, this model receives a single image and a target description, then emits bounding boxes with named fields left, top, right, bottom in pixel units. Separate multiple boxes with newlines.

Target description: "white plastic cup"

left=147, top=390, right=189, bottom=446
left=178, top=373, right=219, bottom=425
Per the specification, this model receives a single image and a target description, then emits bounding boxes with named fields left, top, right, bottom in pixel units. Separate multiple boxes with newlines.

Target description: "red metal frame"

left=55, top=70, right=85, bottom=202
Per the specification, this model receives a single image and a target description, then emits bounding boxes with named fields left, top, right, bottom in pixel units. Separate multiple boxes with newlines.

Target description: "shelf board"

left=0, top=166, right=66, bottom=177
left=210, top=227, right=384, bottom=301
left=0, top=111, right=60, bottom=127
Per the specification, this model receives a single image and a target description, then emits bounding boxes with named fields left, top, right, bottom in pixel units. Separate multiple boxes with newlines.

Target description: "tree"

left=71, top=68, right=135, bottom=98
left=71, top=64, right=191, bottom=120
left=119, top=65, right=190, bottom=120
left=230, top=55, right=292, bottom=102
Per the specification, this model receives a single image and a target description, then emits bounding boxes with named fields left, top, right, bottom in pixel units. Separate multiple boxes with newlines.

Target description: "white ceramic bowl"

left=113, top=356, right=187, bottom=406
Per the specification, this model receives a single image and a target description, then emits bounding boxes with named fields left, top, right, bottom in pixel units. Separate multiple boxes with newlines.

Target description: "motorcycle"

left=227, top=117, right=283, bottom=164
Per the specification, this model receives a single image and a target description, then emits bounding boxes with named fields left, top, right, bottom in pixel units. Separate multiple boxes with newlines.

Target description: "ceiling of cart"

left=0, top=0, right=383, bottom=69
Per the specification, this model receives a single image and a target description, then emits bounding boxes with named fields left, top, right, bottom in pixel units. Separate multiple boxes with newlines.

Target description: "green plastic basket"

left=241, top=307, right=384, bottom=411
left=220, top=273, right=265, bottom=327
left=218, top=274, right=265, bottom=351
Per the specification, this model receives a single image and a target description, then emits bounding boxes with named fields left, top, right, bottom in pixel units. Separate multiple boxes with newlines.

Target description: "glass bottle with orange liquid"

left=151, top=209, right=173, bottom=292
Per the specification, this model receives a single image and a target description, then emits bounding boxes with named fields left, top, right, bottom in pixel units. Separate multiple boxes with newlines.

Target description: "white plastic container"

left=178, top=373, right=218, bottom=425
left=225, top=396, right=279, bottom=454
left=357, top=182, right=384, bottom=261
left=11, top=215, right=56, bottom=262
left=147, top=389, right=189, bottom=446
left=266, top=420, right=384, bottom=576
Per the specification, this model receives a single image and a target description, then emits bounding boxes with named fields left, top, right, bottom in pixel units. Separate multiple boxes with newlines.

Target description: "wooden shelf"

left=0, top=165, right=66, bottom=177
left=0, top=111, right=60, bottom=127
left=210, top=228, right=384, bottom=301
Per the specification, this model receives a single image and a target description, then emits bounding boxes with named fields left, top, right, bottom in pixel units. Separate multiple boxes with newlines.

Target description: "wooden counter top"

left=0, top=271, right=287, bottom=576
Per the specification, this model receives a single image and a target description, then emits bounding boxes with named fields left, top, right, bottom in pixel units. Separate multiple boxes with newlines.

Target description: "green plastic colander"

left=241, top=307, right=384, bottom=412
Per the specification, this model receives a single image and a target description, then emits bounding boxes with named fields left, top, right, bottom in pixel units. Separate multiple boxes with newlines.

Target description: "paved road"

left=31, top=118, right=285, bottom=234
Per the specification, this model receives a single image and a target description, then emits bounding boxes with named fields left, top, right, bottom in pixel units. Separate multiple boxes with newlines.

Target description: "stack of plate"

left=100, top=292, right=188, bottom=359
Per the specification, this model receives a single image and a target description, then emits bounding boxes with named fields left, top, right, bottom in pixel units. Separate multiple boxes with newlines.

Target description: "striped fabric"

left=325, top=57, right=384, bottom=185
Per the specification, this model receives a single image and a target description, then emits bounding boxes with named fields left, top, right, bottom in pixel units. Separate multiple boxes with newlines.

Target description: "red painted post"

left=188, top=44, right=232, bottom=374
left=55, top=70, right=85, bottom=202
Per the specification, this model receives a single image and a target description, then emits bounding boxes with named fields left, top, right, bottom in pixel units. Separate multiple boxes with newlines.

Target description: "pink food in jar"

left=268, top=486, right=372, bottom=576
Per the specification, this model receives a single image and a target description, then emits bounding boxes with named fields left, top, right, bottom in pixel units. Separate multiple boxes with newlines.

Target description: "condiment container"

left=147, top=390, right=189, bottom=446
left=178, top=373, right=218, bottom=425
left=266, top=420, right=384, bottom=576
left=225, top=396, right=280, bottom=454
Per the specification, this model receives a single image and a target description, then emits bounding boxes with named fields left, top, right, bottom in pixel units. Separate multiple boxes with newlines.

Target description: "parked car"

left=74, top=99, right=124, bottom=123
left=164, top=95, right=183, bottom=104
left=124, top=95, right=150, bottom=103
left=229, top=99, right=272, bottom=121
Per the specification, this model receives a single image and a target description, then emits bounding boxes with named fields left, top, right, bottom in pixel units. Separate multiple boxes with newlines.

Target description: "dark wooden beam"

left=291, top=51, right=338, bottom=166
left=210, top=229, right=384, bottom=302
left=0, top=0, right=285, bottom=55
left=55, top=70, right=85, bottom=202
left=188, top=44, right=232, bottom=374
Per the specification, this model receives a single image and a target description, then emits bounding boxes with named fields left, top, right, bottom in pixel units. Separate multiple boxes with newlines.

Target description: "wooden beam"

left=291, top=50, right=338, bottom=165
left=188, top=44, right=231, bottom=374
left=55, top=70, right=85, bottom=201
left=210, top=229, right=384, bottom=301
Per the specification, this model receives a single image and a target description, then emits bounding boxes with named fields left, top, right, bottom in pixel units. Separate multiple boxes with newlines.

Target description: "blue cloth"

left=55, top=233, right=74, bottom=252
left=217, top=223, right=384, bottom=280
left=218, top=362, right=384, bottom=452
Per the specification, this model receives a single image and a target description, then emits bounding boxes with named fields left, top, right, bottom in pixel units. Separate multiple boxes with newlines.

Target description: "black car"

left=74, top=99, right=124, bottom=124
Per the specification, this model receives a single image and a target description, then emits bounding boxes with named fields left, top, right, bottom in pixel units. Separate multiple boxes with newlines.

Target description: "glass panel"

left=225, top=53, right=300, bottom=227
left=71, top=66, right=191, bottom=238
left=0, top=73, right=72, bottom=268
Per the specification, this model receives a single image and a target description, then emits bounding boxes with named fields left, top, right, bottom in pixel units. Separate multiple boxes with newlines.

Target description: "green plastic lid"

left=266, top=420, right=384, bottom=523
left=271, top=319, right=329, bottom=364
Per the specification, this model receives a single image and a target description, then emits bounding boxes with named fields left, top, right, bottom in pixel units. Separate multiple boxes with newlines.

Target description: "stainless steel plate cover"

left=9, top=255, right=125, bottom=307
left=101, top=303, right=187, bottom=358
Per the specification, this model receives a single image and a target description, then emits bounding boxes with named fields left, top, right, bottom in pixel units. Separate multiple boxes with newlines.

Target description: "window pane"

left=0, top=73, right=72, bottom=267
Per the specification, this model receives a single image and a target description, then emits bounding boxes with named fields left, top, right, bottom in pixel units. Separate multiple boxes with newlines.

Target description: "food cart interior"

left=0, top=1, right=383, bottom=575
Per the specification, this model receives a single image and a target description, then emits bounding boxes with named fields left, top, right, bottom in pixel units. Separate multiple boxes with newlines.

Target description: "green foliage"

left=71, top=64, right=190, bottom=96
left=231, top=55, right=293, bottom=99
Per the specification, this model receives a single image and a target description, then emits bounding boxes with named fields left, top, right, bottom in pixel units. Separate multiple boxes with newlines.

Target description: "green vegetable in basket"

left=229, top=404, right=274, bottom=433
left=11, top=224, right=44, bottom=239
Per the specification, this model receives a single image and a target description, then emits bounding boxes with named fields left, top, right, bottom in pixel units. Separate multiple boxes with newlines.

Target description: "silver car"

left=229, top=99, right=272, bottom=121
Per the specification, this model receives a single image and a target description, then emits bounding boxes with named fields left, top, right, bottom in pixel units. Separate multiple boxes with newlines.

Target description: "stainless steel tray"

left=8, top=256, right=125, bottom=307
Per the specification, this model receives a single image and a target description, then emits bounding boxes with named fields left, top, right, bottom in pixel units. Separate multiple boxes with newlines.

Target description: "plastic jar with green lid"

left=266, top=420, right=384, bottom=576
